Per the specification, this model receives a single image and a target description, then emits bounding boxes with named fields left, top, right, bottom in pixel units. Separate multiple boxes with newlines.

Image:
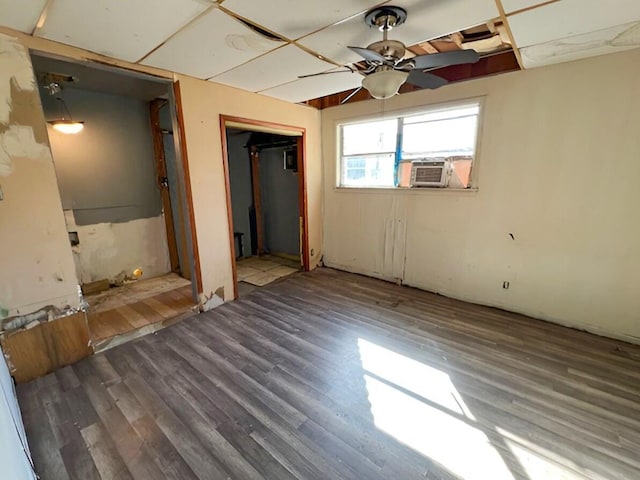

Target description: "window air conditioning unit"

left=410, top=158, right=453, bottom=187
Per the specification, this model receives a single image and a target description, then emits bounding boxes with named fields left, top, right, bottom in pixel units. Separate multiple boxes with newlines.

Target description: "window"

left=338, top=101, right=481, bottom=189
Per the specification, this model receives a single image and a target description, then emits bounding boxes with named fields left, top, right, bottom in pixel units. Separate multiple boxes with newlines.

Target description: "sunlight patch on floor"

left=357, top=338, right=474, bottom=418
left=498, top=428, right=587, bottom=480
left=357, top=338, right=599, bottom=480
left=358, top=338, right=514, bottom=480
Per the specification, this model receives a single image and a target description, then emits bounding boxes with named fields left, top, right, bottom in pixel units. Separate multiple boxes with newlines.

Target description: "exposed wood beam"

left=250, top=146, right=266, bottom=256
left=494, top=0, right=525, bottom=69
left=305, top=50, right=520, bottom=109
left=150, top=100, right=180, bottom=274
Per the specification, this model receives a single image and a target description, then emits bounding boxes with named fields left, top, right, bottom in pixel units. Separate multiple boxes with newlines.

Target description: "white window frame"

left=336, top=97, right=485, bottom=191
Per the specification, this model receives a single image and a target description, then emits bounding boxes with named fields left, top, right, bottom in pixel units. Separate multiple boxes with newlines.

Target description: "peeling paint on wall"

left=0, top=125, right=52, bottom=175
left=64, top=213, right=171, bottom=284
left=0, top=34, right=48, bottom=177
left=0, top=35, right=35, bottom=124
left=0, top=33, right=82, bottom=321
left=200, top=288, right=224, bottom=311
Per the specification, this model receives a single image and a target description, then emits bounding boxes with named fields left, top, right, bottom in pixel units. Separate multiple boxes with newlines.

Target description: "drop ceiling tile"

left=36, top=0, right=211, bottom=62
left=521, top=21, right=640, bottom=68
left=261, top=69, right=363, bottom=103
left=143, top=8, right=284, bottom=79
left=299, top=0, right=499, bottom=65
left=222, top=0, right=383, bottom=40
left=210, top=44, right=334, bottom=92
left=0, top=0, right=47, bottom=33
left=509, top=0, right=640, bottom=48
left=501, top=0, right=546, bottom=14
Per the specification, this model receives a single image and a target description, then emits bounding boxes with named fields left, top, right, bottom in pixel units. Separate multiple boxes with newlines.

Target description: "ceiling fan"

left=300, top=6, right=480, bottom=103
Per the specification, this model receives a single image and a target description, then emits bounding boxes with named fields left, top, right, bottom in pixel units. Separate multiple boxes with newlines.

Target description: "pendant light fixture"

left=45, top=82, right=84, bottom=134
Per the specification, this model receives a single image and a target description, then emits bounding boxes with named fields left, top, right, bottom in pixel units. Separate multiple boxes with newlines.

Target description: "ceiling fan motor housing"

left=367, top=40, right=406, bottom=62
left=364, top=7, right=409, bottom=63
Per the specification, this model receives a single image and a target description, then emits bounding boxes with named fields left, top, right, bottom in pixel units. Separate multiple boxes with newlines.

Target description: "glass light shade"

left=362, top=70, right=409, bottom=99
left=49, top=120, right=84, bottom=134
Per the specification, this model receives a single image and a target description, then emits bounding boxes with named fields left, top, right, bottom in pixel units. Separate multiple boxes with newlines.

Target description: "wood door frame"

left=172, top=81, right=204, bottom=300
left=149, top=99, right=180, bottom=274
left=219, top=115, right=310, bottom=300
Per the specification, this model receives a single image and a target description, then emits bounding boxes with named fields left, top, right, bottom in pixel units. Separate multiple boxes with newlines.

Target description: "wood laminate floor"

left=17, top=268, right=640, bottom=480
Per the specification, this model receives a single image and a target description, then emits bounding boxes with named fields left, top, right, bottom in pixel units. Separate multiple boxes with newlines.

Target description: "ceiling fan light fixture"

left=362, top=69, right=409, bottom=99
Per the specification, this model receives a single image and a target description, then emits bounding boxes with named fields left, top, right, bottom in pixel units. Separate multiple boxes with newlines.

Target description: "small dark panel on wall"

left=69, top=231, right=79, bottom=246
left=284, top=149, right=297, bottom=172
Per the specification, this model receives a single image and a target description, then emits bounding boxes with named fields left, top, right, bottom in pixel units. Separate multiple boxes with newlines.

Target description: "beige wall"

left=0, top=33, right=81, bottom=320
left=322, top=48, right=640, bottom=344
left=0, top=27, right=322, bottom=317
left=176, top=75, right=322, bottom=306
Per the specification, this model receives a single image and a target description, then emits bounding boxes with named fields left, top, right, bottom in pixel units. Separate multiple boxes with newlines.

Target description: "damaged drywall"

left=0, top=33, right=82, bottom=320
left=64, top=211, right=171, bottom=284
left=38, top=77, right=172, bottom=285
left=0, top=38, right=49, bottom=176
left=0, top=125, right=51, bottom=175
left=200, top=286, right=225, bottom=311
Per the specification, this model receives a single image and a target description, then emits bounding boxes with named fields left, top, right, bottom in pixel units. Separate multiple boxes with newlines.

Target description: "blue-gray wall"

left=261, top=147, right=300, bottom=256
left=40, top=87, right=161, bottom=226
left=227, top=133, right=253, bottom=257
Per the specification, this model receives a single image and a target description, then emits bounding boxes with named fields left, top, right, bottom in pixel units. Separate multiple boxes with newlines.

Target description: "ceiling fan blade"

left=298, top=68, right=354, bottom=79
left=406, top=70, right=448, bottom=89
left=340, top=86, right=363, bottom=104
left=348, top=46, right=386, bottom=63
left=412, top=49, right=479, bottom=70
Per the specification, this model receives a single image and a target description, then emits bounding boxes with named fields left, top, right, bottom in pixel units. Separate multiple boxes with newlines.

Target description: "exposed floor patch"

left=237, top=255, right=298, bottom=287
left=85, top=273, right=191, bottom=314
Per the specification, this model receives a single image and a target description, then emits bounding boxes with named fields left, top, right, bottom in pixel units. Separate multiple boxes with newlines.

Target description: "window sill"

left=333, top=186, right=479, bottom=195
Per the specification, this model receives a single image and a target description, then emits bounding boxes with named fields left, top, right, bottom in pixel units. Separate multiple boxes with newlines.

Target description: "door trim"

left=219, top=115, right=310, bottom=300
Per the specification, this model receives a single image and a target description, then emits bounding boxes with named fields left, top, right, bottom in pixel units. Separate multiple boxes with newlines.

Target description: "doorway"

left=31, top=52, right=199, bottom=351
left=221, top=117, right=310, bottom=298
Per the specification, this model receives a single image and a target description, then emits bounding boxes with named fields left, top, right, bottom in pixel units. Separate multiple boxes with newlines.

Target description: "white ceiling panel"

left=143, top=8, right=284, bottom=79
left=509, top=0, right=640, bottom=48
left=501, top=0, right=547, bottom=14
left=0, top=0, right=47, bottom=33
left=210, top=44, right=334, bottom=92
left=36, top=0, right=211, bottom=62
left=521, top=21, right=640, bottom=68
left=261, top=69, right=363, bottom=103
left=222, top=0, right=383, bottom=40
left=299, top=0, right=499, bottom=65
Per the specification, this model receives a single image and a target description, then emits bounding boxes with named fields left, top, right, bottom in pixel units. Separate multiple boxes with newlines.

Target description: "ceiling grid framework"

left=1, top=0, right=640, bottom=104
left=494, top=0, right=525, bottom=69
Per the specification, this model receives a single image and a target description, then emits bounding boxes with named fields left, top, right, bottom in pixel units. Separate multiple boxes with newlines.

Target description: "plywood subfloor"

left=18, top=268, right=640, bottom=480
left=86, top=274, right=196, bottom=351
left=85, top=273, right=192, bottom=314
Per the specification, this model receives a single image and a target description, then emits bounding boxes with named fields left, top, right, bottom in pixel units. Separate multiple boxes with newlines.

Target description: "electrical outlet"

left=502, top=281, right=510, bottom=290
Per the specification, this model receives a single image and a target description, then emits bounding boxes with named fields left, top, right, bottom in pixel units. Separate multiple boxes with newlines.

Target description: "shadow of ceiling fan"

left=300, top=6, right=480, bottom=104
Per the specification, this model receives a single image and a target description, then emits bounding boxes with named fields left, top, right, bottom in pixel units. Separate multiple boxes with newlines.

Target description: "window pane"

left=341, top=153, right=395, bottom=187
left=402, top=114, right=478, bottom=158
left=342, top=119, right=397, bottom=155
